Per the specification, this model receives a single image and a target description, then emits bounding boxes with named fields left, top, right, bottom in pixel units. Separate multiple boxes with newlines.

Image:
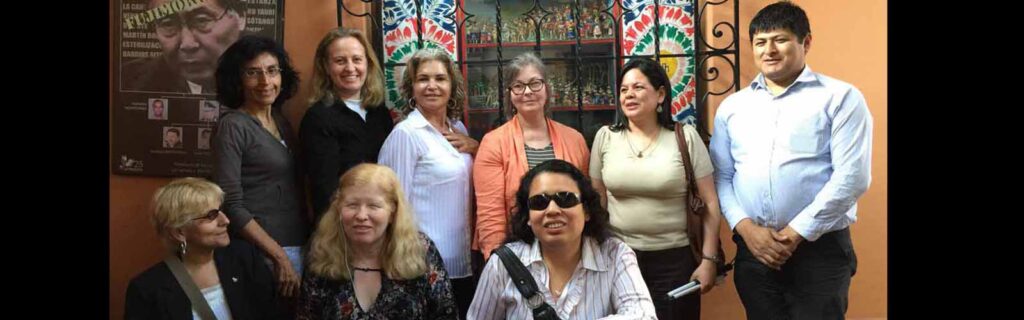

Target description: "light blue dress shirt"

left=709, top=66, right=872, bottom=241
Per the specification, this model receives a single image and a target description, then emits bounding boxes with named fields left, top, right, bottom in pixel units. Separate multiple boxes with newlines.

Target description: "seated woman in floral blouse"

left=297, top=163, right=458, bottom=319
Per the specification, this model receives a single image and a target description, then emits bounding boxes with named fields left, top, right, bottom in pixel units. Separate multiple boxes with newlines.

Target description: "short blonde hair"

left=150, top=177, right=224, bottom=251
left=306, top=164, right=427, bottom=281
left=309, top=28, right=385, bottom=108
left=399, top=48, right=466, bottom=120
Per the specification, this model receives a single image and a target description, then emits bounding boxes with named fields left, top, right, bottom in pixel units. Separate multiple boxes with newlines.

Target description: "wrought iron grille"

left=336, top=0, right=739, bottom=143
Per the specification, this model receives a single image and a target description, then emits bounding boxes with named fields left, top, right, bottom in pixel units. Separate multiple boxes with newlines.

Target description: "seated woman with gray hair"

left=124, top=177, right=283, bottom=320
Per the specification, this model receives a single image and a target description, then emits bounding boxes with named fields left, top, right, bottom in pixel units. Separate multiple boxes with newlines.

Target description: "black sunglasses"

left=192, top=209, right=222, bottom=221
left=527, top=192, right=581, bottom=210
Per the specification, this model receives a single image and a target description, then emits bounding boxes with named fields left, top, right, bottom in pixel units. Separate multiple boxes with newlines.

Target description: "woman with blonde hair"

left=125, top=177, right=282, bottom=320
left=297, top=164, right=457, bottom=319
left=301, top=28, right=395, bottom=222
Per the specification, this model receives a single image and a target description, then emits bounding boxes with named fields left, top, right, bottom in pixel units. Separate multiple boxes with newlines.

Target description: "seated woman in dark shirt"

left=125, top=177, right=283, bottom=320
left=297, top=163, right=458, bottom=319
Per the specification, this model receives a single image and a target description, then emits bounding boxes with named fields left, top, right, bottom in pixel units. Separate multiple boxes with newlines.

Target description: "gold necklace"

left=625, top=130, right=660, bottom=158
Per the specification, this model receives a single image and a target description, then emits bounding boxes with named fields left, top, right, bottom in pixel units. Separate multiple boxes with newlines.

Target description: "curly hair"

left=398, top=48, right=466, bottom=120
left=306, top=164, right=427, bottom=281
left=215, top=35, right=300, bottom=111
left=506, top=159, right=612, bottom=245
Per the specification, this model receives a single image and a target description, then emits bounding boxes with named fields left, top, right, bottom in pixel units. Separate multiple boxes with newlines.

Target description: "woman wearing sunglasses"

left=125, top=178, right=284, bottom=320
left=474, top=52, right=590, bottom=262
left=467, top=160, right=656, bottom=319
left=590, top=58, right=724, bottom=319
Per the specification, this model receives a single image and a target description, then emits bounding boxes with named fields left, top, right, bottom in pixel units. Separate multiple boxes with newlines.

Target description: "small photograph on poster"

left=197, top=127, right=213, bottom=150
left=162, top=126, right=184, bottom=149
left=199, top=100, right=220, bottom=122
left=148, top=98, right=169, bottom=120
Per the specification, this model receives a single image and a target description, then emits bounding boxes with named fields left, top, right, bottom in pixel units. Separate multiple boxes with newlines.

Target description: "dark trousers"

left=634, top=246, right=700, bottom=320
left=451, top=275, right=478, bottom=320
left=733, top=228, right=857, bottom=320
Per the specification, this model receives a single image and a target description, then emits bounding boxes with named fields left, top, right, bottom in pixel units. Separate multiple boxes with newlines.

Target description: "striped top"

left=378, top=109, right=474, bottom=278
left=524, top=143, right=555, bottom=169
left=467, top=237, right=657, bottom=320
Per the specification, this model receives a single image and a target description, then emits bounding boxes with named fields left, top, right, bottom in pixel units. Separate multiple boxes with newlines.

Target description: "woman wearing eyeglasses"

left=212, top=35, right=309, bottom=304
left=125, top=178, right=284, bottom=320
left=473, top=52, right=590, bottom=261
left=590, top=58, right=724, bottom=320
left=467, top=160, right=656, bottom=319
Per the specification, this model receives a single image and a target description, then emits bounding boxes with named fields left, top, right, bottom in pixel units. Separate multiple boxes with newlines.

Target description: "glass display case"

left=376, top=0, right=732, bottom=144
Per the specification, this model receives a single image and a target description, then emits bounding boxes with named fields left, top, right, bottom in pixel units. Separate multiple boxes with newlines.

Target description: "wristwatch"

left=702, top=254, right=723, bottom=264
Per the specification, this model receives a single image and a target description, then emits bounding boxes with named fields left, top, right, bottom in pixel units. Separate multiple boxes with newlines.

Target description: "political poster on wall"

left=112, top=0, right=284, bottom=176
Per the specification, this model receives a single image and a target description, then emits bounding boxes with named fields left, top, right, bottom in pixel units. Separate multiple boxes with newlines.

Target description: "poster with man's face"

left=113, top=0, right=284, bottom=176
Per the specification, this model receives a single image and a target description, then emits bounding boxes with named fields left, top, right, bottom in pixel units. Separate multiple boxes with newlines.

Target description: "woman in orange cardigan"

left=473, top=52, right=590, bottom=259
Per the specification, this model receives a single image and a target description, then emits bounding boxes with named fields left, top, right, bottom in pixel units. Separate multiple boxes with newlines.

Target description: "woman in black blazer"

left=124, top=178, right=283, bottom=320
left=300, top=28, right=394, bottom=222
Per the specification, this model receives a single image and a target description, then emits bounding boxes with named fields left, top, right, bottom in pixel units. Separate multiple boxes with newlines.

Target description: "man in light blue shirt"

left=709, top=2, right=872, bottom=319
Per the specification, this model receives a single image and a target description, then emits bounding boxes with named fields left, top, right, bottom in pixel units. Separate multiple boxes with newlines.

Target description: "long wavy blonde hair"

left=306, top=164, right=426, bottom=281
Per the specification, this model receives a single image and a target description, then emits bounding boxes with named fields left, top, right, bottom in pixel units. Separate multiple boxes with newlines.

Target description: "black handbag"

left=493, top=245, right=561, bottom=320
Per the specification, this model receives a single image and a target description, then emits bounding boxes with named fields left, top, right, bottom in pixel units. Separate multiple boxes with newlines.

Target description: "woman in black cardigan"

left=300, top=28, right=394, bottom=222
left=125, top=178, right=283, bottom=320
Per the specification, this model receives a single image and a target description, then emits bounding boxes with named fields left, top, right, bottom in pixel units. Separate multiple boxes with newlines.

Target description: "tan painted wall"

left=110, top=1, right=885, bottom=318
left=701, top=0, right=887, bottom=318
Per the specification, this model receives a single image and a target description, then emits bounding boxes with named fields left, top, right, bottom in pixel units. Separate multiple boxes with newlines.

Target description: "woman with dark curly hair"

left=212, top=35, right=309, bottom=302
left=467, top=159, right=656, bottom=319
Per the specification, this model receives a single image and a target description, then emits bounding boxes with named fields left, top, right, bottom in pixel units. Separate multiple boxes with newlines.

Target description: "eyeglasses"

left=192, top=209, right=222, bottom=222
left=509, top=79, right=546, bottom=95
left=527, top=192, right=581, bottom=210
left=154, top=7, right=232, bottom=37
left=243, top=66, right=282, bottom=79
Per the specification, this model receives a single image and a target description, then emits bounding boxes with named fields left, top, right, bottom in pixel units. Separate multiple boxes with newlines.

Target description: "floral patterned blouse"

left=297, top=233, right=458, bottom=320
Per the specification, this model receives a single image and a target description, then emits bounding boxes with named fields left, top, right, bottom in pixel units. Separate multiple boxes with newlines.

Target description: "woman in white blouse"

left=467, top=159, right=657, bottom=320
left=377, top=48, right=480, bottom=318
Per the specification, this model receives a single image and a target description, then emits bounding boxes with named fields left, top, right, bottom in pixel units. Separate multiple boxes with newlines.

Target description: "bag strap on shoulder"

left=164, top=255, right=218, bottom=320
